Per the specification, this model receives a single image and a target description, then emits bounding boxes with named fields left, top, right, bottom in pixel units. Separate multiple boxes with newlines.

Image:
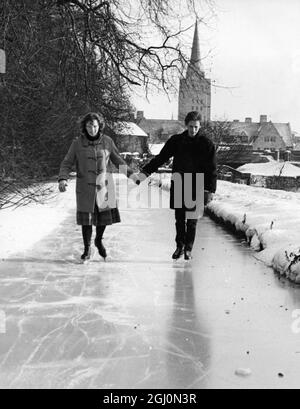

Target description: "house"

left=226, top=115, right=293, bottom=151
left=134, top=22, right=295, bottom=158
left=137, top=113, right=293, bottom=152
left=136, top=112, right=185, bottom=143
left=293, top=131, right=300, bottom=149
left=109, top=122, right=149, bottom=155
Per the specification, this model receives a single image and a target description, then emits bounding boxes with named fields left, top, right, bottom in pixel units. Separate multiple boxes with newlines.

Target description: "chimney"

left=245, top=117, right=252, bottom=123
left=136, top=111, right=144, bottom=121
left=260, top=115, right=267, bottom=123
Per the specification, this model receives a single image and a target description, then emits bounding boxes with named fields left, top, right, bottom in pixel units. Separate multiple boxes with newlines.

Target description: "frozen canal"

left=1, top=180, right=300, bottom=389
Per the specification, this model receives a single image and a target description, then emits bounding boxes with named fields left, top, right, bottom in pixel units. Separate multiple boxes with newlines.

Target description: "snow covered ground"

left=208, top=182, right=300, bottom=283
left=0, top=174, right=153, bottom=260
left=150, top=173, right=300, bottom=284
left=0, top=181, right=76, bottom=259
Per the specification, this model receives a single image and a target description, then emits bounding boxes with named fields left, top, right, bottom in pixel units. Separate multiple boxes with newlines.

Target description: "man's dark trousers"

left=175, top=209, right=198, bottom=251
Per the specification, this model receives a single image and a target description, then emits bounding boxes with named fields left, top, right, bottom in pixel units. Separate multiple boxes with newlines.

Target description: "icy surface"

left=207, top=181, right=300, bottom=283
left=1, top=177, right=300, bottom=388
left=150, top=175, right=300, bottom=283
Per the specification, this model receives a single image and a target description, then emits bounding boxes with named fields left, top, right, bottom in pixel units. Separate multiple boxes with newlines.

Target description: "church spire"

left=190, top=20, right=202, bottom=72
left=178, top=19, right=211, bottom=122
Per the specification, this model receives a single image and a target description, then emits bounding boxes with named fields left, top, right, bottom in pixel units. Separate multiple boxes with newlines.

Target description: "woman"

left=58, top=112, right=136, bottom=262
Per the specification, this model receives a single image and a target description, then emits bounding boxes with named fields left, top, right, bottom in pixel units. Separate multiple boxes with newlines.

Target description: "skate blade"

left=172, top=258, right=185, bottom=266
left=172, top=258, right=192, bottom=269
left=81, top=259, right=91, bottom=265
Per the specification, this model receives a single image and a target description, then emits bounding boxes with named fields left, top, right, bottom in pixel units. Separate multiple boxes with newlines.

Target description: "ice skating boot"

left=81, top=226, right=92, bottom=263
left=95, top=238, right=107, bottom=261
left=81, top=246, right=91, bottom=262
left=172, top=246, right=184, bottom=260
left=184, top=249, right=192, bottom=261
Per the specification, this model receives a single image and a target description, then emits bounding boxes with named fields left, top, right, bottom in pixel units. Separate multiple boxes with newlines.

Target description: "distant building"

left=135, top=21, right=210, bottom=141
left=225, top=115, right=293, bottom=150
left=108, top=122, right=149, bottom=154
left=178, top=21, right=211, bottom=122
left=136, top=112, right=185, bottom=143
left=135, top=23, right=295, bottom=158
left=137, top=113, right=293, bottom=152
left=293, top=131, right=300, bottom=149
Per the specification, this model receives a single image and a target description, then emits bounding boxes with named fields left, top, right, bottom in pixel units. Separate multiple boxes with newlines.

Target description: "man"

left=141, top=111, right=217, bottom=260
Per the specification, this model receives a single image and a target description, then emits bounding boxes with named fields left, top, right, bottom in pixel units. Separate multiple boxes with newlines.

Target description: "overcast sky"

left=132, top=0, right=300, bottom=132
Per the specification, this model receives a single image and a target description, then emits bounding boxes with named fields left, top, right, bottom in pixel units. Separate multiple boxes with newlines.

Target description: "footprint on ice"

left=235, top=368, right=252, bottom=377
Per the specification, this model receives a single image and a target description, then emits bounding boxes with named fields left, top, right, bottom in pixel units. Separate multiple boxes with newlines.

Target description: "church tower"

left=178, top=21, right=211, bottom=122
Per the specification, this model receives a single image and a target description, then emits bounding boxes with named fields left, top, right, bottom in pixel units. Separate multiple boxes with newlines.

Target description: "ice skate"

left=184, top=250, right=192, bottom=261
left=172, top=246, right=184, bottom=260
left=81, top=246, right=91, bottom=264
left=95, top=238, right=107, bottom=261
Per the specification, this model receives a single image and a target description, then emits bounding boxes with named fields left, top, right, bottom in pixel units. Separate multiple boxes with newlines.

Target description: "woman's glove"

left=58, top=180, right=68, bottom=192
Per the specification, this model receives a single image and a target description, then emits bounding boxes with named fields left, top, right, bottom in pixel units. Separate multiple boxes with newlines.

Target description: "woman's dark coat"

left=142, top=130, right=217, bottom=211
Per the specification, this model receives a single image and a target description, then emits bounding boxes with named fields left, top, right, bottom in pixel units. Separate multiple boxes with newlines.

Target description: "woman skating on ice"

left=58, top=112, right=136, bottom=262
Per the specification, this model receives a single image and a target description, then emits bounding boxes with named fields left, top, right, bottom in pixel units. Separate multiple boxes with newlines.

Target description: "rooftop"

left=113, top=122, right=148, bottom=137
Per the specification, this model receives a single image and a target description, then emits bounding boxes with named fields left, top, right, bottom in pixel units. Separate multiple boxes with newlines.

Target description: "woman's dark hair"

left=184, top=111, right=202, bottom=125
left=79, top=112, right=105, bottom=134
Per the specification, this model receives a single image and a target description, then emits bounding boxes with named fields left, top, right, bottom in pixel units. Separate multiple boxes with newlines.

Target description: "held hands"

left=58, top=180, right=68, bottom=192
left=130, top=172, right=148, bottom=186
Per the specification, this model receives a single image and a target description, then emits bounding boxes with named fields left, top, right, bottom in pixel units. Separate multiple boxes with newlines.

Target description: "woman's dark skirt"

left=77, top=204, right=121, bottom=226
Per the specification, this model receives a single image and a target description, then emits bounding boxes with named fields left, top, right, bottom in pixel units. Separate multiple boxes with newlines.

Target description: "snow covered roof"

left=225, top=121, right=293, bottom=147
left=237, top=161, right=300, bottom=177
left=273, top=123, right=293, bottom=146
left=229, top=122, right=259, bottom=139
left=113, top=122, right=148, bottom=137
left=137, top=118, right=185, bottom=137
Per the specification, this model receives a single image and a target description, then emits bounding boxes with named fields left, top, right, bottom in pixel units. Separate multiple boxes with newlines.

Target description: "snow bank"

left=208, top=182, right=300, bottom=283
left=150, top=174, right=300, bottom=283
left=237, top=161, right=300, bottom=177
left=0, top=180, right=76, bottom=259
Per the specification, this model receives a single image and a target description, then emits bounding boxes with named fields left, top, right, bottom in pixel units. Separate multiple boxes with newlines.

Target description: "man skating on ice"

left=141, top=111, right=217, bottom=260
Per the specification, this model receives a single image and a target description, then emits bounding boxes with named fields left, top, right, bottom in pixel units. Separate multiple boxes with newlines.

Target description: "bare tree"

left=0, top=0, right=215, bottom=209
left=0, top=179, right=57, bottom=210
left=55, top=0, right=215, bottom=93
left=201, top=120, right=255, bottom=179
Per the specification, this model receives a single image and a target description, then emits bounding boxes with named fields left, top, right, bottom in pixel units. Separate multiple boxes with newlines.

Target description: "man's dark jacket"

left=142, top=130, right=217, bottom=210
